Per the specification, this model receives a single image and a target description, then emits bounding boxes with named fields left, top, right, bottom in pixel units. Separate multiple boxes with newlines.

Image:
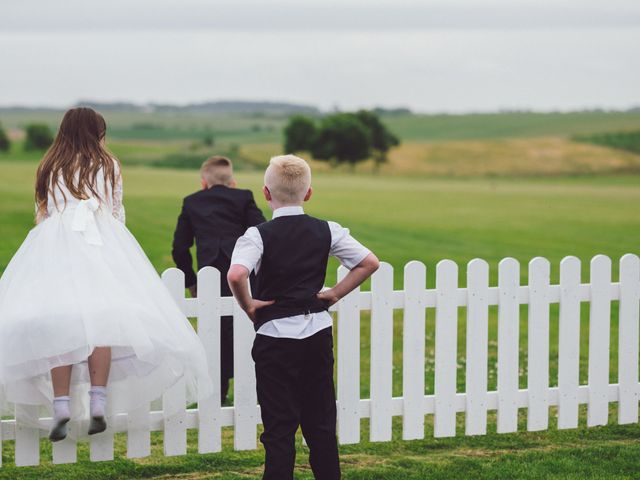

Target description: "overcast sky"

left=1, top=0, right=639, bottom=112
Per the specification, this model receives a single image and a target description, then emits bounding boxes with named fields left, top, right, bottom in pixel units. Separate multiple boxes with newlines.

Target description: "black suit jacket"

left=172, top=185, right=266, bottom=288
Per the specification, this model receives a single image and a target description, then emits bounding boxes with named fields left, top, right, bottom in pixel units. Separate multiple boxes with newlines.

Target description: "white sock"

left=89, top=386, right=107, bottom=418
left=53, top=396, right=70, bottom=421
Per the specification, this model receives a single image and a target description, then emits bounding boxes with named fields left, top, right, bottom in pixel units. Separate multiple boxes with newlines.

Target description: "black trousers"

left=252, top=327, right=340, bottom=480
left=220, top=314, right=233, bottom=402
left=218, top=269, right=234, bottom=403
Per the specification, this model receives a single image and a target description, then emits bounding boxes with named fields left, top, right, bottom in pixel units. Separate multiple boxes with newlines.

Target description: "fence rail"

left=1, top=254, right=639, bottom=467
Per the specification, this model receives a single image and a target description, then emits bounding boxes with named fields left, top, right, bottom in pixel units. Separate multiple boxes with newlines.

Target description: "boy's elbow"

left=227, top=265, right=249, bottom=287
left=364, top=253, right=380, bottom=274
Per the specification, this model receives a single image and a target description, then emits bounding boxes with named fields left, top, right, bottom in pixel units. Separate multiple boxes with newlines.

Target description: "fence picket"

left=126, top=403, right=150, bottom=458
left=337, top=265, right=361, bottom=444
left=527, top=257, right=551, bottom=431
left=618, top=254, right=640, bottom=424
left=402, top=261, right=426, bottom=440
left=370, top=262, right=394, bottom=441
left=465, top=259, right=489, bottom=435
left=233, top=301, right=258, bottom=450
left=497, top=258, right=520, bottom=433
left=161, top=268, right=188, bottom=456
left=52, top=422, right=77, bottom=464
left=557, top=256, right=581, bottom=429
left=14, top=405, right=39, bottom=466
left=434, top=260, right=458, bottom=437
left=196, top=267, right=222, bottom=453
left=587, top=255, right=612, bottom=426
left=89, top=425, right=114, bottom=462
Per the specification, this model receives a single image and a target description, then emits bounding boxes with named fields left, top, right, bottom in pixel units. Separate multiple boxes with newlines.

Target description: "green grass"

left=1, top=161, right=640, bottom=478
left=0, top=415, right=639, bottom=479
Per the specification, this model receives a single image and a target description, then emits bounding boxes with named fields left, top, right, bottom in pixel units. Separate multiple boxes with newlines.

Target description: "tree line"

left=284, top=110, right=400, bottom=170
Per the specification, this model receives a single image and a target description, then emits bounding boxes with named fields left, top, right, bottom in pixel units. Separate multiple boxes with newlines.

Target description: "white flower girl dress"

left=0, top=162, right=212, bottom=426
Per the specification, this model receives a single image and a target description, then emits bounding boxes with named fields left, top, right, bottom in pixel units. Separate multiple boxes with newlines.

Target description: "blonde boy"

left=228, top=155, right=379, bottom=480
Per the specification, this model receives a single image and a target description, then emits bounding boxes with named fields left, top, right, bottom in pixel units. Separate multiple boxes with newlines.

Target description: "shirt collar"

left=272, top=206, right=305, bottom=219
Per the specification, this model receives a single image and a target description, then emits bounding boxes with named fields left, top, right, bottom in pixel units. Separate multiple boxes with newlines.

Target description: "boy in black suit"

left=227, top=155, right=379, bottom=480
left=172, top=156, right=266, bottom=404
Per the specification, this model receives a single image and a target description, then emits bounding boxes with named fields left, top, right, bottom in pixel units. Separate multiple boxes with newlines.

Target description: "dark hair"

left=35, top=107, right=119, bottom=219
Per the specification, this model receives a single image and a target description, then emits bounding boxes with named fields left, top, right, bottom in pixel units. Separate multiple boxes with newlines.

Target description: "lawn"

left=1, top=149, right=640, bottom=477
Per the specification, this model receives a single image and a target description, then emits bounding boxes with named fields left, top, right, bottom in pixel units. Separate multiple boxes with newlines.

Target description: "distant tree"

left=0, top=123, right=10, bottom=152
left=355, top=110, right=400, bottom=171
left=311, top=113, right=371, bottom=168
left=24, top=124, right=53, bottom=150
left=283, top=116, right=317, bottom=153
left=203, top=132, right=215, bottom=147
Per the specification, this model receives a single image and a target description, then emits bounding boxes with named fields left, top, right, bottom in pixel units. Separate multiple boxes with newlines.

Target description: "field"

left=1, top=111, right=640, bottom=478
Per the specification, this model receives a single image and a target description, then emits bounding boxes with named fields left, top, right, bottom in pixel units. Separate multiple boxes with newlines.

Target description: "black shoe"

left=49, top=417, right=70, bottom=442
left=88, top=416, right=107, bottom=435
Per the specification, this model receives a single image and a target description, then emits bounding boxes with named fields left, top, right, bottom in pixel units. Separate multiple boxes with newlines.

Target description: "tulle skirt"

left=0, top=208, right=212, bottom=426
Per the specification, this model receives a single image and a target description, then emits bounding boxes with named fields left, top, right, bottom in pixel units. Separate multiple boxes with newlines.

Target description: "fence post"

left=527, top=257, right=551, bottom=431
left=337, top=265, right=361, bottom=444
left=434, top=259, right=458, bottom=438
left=196, top=267, right=222, bottom=453
left=52, top=421, right=77, bottom=464
left=618, top=254, right=640, bottom=424
left=233, top=298, right=258, bottom=451
left=557, top=256, right=581, bottom=429
left=14, top=405, right=40, bottom=466
left=465, top=259, right=489, bottom=435
left=402, top=261, right=426, bottom=440
left=587, top=255, right=612, bottom=427
left=370, top=262, right=394, bottom=442
left=161, top=268, right=188, bottom=456
left=497, top=258, right=520, bottom=433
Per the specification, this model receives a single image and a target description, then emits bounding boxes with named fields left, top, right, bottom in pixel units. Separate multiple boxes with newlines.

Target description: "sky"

left=1, top=0, right=639, bottom=112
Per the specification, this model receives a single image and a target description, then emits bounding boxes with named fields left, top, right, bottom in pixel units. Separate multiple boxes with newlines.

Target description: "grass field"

left=1, top=157, right=639, bottom=478
left=1, top=110, right=640, bottom=478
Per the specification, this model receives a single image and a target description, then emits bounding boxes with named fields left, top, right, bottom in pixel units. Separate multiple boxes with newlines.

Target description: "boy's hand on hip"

left=246, top=299, right=275, bottom=323
left=317, top=288, right=340, bottom=307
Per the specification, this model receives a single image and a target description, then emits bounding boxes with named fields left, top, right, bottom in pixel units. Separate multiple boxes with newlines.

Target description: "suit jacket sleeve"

left=244, top=191, right=267, bottom=227
left=172, top=200, right=198, bottom=287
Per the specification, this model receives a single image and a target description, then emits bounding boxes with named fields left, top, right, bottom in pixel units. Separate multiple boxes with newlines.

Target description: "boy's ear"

left=201, top=178, right=208, bottom=190
left=303, top=187, right=313, bottom=202
left=229, top=178, right=237, bottom=188
left=263, top=185, right=272, bottom=202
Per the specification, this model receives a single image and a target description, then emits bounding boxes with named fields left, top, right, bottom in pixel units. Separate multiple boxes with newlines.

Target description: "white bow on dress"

left=71, top=198, right=103, bottom=246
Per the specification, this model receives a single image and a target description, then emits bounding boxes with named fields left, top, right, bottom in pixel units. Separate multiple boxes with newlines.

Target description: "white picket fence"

left=1, top=254, right=639, bottom=467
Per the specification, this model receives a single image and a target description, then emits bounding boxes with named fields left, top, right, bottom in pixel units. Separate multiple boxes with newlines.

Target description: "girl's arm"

left=112, top=162, right=126, bottom=223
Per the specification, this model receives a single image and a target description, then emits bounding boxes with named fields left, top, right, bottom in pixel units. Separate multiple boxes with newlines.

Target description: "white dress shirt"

left=231, top=206, right=371, bottom=339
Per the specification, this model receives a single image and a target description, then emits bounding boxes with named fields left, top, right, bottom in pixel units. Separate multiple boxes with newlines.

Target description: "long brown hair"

left=35, top=107, right=119, bottom=220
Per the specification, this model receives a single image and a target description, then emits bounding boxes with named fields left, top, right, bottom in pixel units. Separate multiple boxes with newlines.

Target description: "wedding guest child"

left=0, top=108, right=212, bottom=441
left=172, top=156, right=265, bottom=403
left=228, top=154, right=379, bottom=480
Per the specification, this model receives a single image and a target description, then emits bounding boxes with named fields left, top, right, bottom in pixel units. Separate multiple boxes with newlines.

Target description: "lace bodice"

left=42, top=160, right=126, bottom=224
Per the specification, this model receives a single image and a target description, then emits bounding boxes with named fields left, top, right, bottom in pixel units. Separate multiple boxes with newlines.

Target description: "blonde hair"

left=264, top=154, right=311, bottom=204
left=201, top=156, right=233, bottom=186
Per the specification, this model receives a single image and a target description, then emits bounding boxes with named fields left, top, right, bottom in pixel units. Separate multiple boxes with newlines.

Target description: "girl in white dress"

left=0, top=107, right=212, bottom=441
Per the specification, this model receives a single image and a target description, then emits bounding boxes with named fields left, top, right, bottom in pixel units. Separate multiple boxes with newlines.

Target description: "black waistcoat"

left=253, top=214, right=331, bottom=330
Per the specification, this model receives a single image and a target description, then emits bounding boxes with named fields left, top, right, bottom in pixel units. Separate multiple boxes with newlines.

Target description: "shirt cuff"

left=341, top=249, right=372, bottom=270
left=230, top=259, right=255, bottom=274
